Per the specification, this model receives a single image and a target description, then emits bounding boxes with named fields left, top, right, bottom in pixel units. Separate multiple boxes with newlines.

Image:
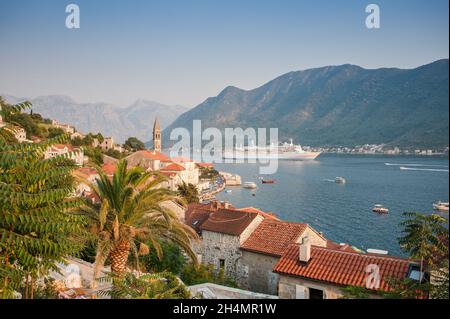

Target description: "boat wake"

left=323, top=179, right=336, bottom=182
left=385, top=163, right=448, bottom=168
left=399, top=166, right=449, bottom=173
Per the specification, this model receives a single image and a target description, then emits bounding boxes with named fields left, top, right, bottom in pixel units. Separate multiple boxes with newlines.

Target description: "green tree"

left=105, top=148, right=125, bottom=159
left=100, top=272, right=190, bottom=299
left=181, top=263, right=238, bottom=288
left=399, top=212, right=448, bottom=275
left=0, top=101, right=88, bottom=299
left=140, top=240, right=187, bottom=274
left=47, top=127, right=65, bottom=139
left=177, top=182, right=200, bottom=204
left=84, top=146, right=104, bottom=165
left=77, top=160, right=198, bottom=287
left=124, top=137, right=145, bottom=152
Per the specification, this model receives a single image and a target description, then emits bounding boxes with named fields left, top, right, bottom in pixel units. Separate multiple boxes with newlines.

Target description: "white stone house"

left=99, top=137, right=114, bottom=151
left=44, top=144, right=84, bottom=166
left=51, top=120, right=75, bottom=134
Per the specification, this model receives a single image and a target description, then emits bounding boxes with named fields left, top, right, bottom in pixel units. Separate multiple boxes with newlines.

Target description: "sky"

left=0, top=0, right=448, bottom=107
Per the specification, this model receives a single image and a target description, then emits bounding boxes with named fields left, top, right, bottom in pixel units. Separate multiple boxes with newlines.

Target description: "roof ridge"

left=307, top=244, right=413, bottom=263
left=207, top=211, right=255, bottom=224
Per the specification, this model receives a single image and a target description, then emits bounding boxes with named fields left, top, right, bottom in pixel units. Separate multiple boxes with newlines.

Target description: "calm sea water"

left=214, top=154, right=449, bottom=256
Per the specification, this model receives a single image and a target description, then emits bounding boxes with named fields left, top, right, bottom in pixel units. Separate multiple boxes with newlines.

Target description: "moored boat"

left=433, top=201, right=449, bottom=213
left=262, top=179, right=276, bottom=184
left=372, top=204, right=389, bottom=214
left=243, top=182, right=257, bottom=189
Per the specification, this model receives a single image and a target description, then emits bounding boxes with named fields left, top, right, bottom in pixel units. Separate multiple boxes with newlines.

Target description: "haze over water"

left=214, top=154, right=449, bottom=256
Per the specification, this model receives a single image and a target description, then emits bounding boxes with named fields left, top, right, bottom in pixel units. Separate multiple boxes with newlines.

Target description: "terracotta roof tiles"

left=200, top=209, right=259, bottom=236
left=240, top=219, right=308, bottom=257
left=161, top=163, right=186, bottom=171
left=274, top=244, right=415, bottom=292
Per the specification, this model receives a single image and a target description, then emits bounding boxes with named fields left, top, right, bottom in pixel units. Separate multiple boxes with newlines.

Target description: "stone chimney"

left=299, top=236, right=311, bottom=263
left=211, top=200, right=219, bottom=210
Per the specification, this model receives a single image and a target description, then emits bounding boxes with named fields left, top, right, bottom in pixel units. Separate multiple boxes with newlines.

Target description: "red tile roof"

left=241, top=219, right=308, bottom=257
left=200, top=209, right=259, bottom=236
left=185, top=207, right=213, bottom=234
left=171, top=156, right=193, bottom=163
left=196, top=162, right=214, bottom=168
left=74, top=167, right=98, bottom=179
left=132, top=150, right=170, bottom=162
left=161, top=163, right=186, bottom=171
left=236, top=207, right=279, bottom=221
left=102, top=163, right=117, bottom=175
left=273, top=244, right=415, bottom=292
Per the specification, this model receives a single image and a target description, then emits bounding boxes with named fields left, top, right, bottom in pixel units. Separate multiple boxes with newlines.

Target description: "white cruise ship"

left=223, top=139, right=321, bottom=161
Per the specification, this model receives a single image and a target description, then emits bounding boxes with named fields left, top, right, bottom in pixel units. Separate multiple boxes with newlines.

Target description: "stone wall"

left=195, top=216, right=264, bottom=281
left=238, top=251, right=280, bottom=295
left=199, top=230, right=242, bottom=279
left=278, top=275, right=344, bottom=299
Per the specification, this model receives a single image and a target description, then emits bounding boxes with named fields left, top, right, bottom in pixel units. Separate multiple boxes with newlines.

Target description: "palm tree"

left=79, top=160, right=198, bottom=286
left=399, top=212, right=448, bottom=276
left=177, top=181, right=200, bottom=204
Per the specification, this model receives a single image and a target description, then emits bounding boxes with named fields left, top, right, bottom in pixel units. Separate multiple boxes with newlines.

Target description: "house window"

left=309, top=287, right=324, bottom=299
left=219, top=259, right=225, bottom=270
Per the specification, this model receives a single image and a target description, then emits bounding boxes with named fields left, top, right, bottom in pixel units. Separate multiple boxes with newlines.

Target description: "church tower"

left=152, top=117, right=161, bottom=152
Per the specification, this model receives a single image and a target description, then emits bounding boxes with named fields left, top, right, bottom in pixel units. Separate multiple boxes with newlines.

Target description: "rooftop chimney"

left=299, top=236, right=311, bottom=263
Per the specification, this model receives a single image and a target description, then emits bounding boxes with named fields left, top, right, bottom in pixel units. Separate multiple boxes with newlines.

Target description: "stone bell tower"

left=152, top=117, right=161, bottom=152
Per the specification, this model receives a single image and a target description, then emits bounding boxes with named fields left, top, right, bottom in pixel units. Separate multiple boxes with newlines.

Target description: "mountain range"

left=0, top=95, right=187, bottom=143
left=164, top=59, right=449, bottom=148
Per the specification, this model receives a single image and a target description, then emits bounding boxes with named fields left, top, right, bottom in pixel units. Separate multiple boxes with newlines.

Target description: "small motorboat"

left=373, top=204, right=389, bottom=214
left=261, top=179, right=276, bottom=184
left=433, top=201, right=449, bottom=213
left=243, top=182, right=257, bottom=189
left=225, top=189, right=232, bottom=194
left=335, top=177, right=346, bottom=184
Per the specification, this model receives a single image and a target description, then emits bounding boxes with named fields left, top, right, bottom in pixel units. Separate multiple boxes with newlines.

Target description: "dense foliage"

left=124, top=137, right=145, bottom=152
left=139, top=240, right=187, bottom=275
left=181, top=263, right=238, bottom=288
left=100, top=272, right=190, bottom=299
left=177, top=182, right=200, bottom=204
left=0, top=101, right=88, bottom=299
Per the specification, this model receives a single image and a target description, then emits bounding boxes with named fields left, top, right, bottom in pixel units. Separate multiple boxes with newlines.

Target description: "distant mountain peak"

left=164, top=59, right=449, bottom=148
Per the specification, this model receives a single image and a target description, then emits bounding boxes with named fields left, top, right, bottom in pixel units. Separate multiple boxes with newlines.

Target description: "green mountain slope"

left=164, top=59, right=449, bottom=148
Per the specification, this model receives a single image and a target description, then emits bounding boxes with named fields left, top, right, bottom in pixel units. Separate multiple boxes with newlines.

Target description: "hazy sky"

left=0, top=0, right=448, bottom=107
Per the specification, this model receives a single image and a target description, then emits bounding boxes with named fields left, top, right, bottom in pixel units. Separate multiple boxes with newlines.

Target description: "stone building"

left=124, top=150, right=171, bottom=171
left=195, top=208, right=265, bottom=280
left=274, top=241, right=420, bottom=299
left=51, top=119, right=75, bottom=134
left=238, top=219, right=327, bottom=295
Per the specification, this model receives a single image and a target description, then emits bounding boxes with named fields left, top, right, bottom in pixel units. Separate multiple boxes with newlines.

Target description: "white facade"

left=44, top=144, right=84, bottom=166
